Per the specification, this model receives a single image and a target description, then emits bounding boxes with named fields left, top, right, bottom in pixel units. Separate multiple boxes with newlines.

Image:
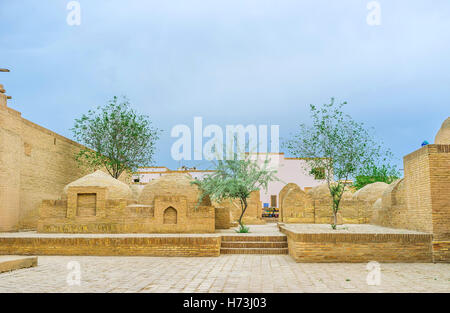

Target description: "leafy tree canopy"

left=353, top=163, right=400, bottom=190
left=71, top=96, right=160, bottom=179
left=285, top=98, right=397, bottom=227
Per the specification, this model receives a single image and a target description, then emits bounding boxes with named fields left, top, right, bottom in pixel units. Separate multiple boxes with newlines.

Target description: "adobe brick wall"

left=215, top=207, right=231, bottom=229
left=428, top=145, right=450, bottom=242
left=0, top=100, right=134, bottom=232
left=218, top=190, right=265, bottom=225
left=0, top=235, right=221, bottom=257
left=279, top=184, right=314, bottom=223
left=38, top=198, right=216, bottom=233
left=281, top=226, right=433, bottom=263
left=403, top=147, right=434, bottom=233
left=432, top=241, right=450, bottom=263
left=371, top=144, right=450, bottom=262
left=0, top=102, right=91, bottom=231
left=279, top=183, right=372, bottom=225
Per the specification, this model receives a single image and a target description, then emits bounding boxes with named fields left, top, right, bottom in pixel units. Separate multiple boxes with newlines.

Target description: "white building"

left=133, top=153, right=325, bottom=208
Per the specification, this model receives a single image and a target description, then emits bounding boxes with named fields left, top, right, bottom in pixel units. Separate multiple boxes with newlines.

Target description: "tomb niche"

left=138, top=173, right=215, bottom=233
left=278, top=183, right=314, bottom=223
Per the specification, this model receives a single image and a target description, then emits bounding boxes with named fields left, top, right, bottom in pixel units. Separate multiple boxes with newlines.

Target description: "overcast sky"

left=1, top=1, right=449, bottom=171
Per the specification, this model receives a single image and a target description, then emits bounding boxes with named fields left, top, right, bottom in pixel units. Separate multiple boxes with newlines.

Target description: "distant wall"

left=228, top=190, right=265, bottom=225
left=0, top=101, right=89, bottom=231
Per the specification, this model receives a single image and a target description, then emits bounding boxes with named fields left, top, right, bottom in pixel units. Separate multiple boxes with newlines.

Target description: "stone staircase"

left=220, top=235, right=288, bottom=254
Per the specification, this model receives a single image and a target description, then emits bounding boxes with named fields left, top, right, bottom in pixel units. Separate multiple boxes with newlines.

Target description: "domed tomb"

left=139, top=173, right=210, bottom=206
left=62, top=170, right=132, bottom=200
left=352, top=182, right=389, bottom=203
left=38, top=171, right=216, bottom=233
left=279, top=183, right=314, bottom=223
left=435, top=117, right=450, bottom=144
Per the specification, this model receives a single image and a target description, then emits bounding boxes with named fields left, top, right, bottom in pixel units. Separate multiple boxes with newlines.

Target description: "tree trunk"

left=238, top=197, right=248, bottom=228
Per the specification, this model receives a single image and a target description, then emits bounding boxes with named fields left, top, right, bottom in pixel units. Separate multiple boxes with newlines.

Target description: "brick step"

left=220, top=247, right=288, bottom=255
left=221, top=235, right=287, bottom=242
left=221, top=241, right=288, bottom=248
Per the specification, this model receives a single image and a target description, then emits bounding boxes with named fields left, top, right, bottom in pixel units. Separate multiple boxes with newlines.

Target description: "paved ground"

left=0, top=255, right=448, bottom=293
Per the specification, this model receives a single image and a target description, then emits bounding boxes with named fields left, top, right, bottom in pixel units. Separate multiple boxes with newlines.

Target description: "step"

left=221, top=241, right=288, bottom=249
left=221, top=235, right=287, bottom=242
left=220, top=247, right=288, bottom=255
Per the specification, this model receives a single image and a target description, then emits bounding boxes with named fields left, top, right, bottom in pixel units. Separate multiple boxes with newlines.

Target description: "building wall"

left=371, top=144, right=450, bottom=262
left=374, top=145, right=450, bottom=238
left=428, top=145, right=450, bottom=241
left=254, top=153, right=325, bottom=206
left=0, top=100, right=91, bottom=231
left=403, top=146, right=434, bottom=233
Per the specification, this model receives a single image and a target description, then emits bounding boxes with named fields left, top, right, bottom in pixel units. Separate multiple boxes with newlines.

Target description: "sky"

left=1, top=0, right=449, bottom=172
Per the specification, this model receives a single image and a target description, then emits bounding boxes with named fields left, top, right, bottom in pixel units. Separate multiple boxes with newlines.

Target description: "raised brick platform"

left=0, top=233, right=221, bottom=257
left=280, top=224, right=434, bottom=263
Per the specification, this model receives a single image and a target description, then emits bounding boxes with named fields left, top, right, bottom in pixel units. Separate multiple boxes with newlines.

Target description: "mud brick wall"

left=0, top=103, right=92, bottom=231
left=38, top=199, right=216, bottom=234
left=0, top=236, right=221, bottom=257
left=215, top=207, right=231, bottom=229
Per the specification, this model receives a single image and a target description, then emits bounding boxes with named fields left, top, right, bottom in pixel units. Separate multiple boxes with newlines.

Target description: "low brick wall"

left=432, top=241, right=450, bottom=263
left=280, top=226, right=433, bottom=263
left=0, top=235, right=221, bottom=257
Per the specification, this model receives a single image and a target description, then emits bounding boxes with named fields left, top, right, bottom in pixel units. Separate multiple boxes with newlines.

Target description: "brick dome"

left=435, top=117, right=450, bottom=144
left=62, top=170, right=132, bottom=200
left=307, top=183, right=330, bottom=199
left=352, top=182, right=389, bottom=203
left=138, top=173, right=210, bottom=206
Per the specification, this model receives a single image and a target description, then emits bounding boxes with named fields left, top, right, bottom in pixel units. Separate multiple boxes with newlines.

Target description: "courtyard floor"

left=0, top=255, right=448, bottom=293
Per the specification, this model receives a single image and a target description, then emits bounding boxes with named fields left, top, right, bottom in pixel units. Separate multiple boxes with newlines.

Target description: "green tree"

left=192, top=152, right=278, bottom=233
left=353, top=163, right=400, bottom=190
left=71, top=96, right=160, bottom=179
left=285, top=98, right=394, bottom=229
